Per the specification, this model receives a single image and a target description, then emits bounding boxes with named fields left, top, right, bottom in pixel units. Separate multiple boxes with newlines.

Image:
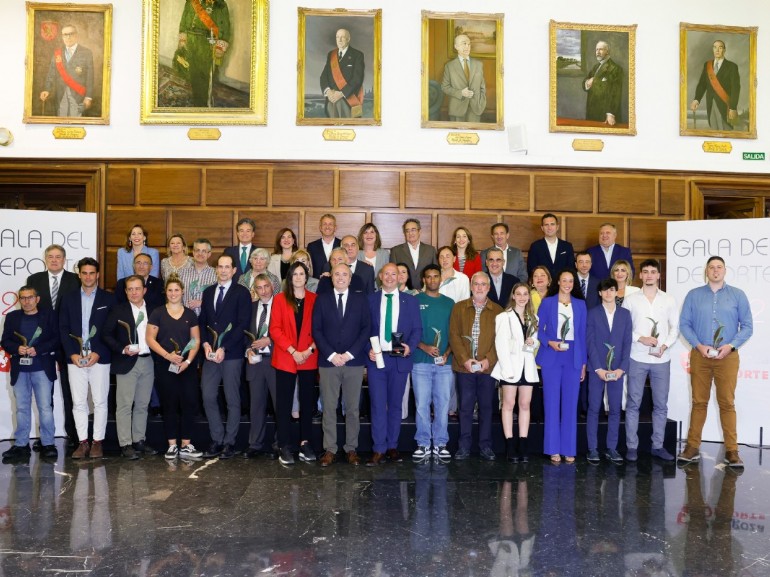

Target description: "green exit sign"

left=743, top=152, right=765, bottom=160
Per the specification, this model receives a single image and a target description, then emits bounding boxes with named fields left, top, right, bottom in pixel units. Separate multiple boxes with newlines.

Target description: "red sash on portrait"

left=706, top=61, right=730, bottom=106
left=54, top=48, right=86, bottom=97
left=191, top=0, right=220, bottom=38
left=330, top=50, right=363, bottom=113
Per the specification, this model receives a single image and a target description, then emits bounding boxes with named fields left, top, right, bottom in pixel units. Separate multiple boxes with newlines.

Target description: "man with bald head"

left=320, top=28, right=365, bottom=118
left=441, top=34, right=487, bottom=122
left=690, top=40, right=741, bottom=131
left=583, top=40, right=623, bottom=126
left=586, top=223, right=634, bottom=281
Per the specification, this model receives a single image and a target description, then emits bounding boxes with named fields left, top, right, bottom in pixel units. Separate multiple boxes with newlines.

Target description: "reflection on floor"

left=0, top=440, right=767, bottom=576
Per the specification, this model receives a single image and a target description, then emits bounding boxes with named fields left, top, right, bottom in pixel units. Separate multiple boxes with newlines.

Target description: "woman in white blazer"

left=491, top=282, right=539, bottom=462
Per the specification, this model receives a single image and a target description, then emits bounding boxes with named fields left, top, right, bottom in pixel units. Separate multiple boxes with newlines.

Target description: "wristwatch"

left=730, top=345, right=736, bottom=352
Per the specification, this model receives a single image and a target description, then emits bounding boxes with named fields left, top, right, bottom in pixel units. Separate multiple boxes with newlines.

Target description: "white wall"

left=3, top=0, right=768, bottom=173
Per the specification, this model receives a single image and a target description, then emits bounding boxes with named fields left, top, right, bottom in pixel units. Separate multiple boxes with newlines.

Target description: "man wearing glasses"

left=40, top=24, right=94, bottom=117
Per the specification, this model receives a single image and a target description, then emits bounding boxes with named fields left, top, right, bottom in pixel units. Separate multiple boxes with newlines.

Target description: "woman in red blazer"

left=270, top=261, right=319, bottom=465
left=451, top=226, right=482, bottom=278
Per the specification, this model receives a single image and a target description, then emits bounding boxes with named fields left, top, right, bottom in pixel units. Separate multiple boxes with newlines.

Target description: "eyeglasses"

left=62, top=32, right=77, bottom=36
left=19, top=295, right=37, bottom=301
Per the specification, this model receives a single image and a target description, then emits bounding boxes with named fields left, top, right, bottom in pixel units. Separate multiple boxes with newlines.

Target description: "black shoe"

left=299, top=443, right=317, bottom=462
left=505, top=438, right=518, bottom=463
left=219, top=444, right=236, bottom=459
left=2, top=445, right=31, bottom=460
left=41, top=445, right=59, bottom=459
left=133, top=440, right=158, bottom=456
left=312, top=410, right=323, bottom=423
left=279, top=446, right=295, bottom=465
left=243, top=447, right=260, bottom=459
left=32, top=439, right=43, bottom=452
left=202, top=443, right=224, bottom=458
left=121, top=445, right=139, bottom=460
left=518, top=437, right=529, bottom=463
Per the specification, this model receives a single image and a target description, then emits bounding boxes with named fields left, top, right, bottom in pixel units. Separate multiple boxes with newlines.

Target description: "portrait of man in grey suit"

left=441, top=34, right=487, bottom=123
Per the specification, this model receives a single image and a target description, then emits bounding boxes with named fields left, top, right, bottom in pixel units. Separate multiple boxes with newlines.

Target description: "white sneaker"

left=412, top=445, right=430, bottom=459
left=165, top=444, right=179, bottom=460
left=179, top=444, right=203, bottom=458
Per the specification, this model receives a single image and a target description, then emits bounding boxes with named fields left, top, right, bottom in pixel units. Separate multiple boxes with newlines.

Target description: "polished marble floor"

left=0, top=440, right=768, bottom=576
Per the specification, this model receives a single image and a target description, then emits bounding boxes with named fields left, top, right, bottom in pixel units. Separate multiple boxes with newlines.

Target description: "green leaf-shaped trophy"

left=708, top=322, right=725, bottom=358
left=13, top=326, right=42, bottom=366
left=522, top=314, right=537, bottom=353
left=431, top=328, right=445, bottom=365
left=604, top=343, right=618, bottom=381
left=463, top=335, right=481, bottom=372
left=558, top=313, right=571, bottom=350
left=646, top=316, right=662, bottom=355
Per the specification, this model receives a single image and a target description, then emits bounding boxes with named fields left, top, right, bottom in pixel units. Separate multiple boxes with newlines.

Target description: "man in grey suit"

left=40, top=24, right=94, bottom=117
left=481, top=223, right=527, bottom=282
left=389, top=218, right=437, bottom=290
left=441, top=34, right=487, bottom=122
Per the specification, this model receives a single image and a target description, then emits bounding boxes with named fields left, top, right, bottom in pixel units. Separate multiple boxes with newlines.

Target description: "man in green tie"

left=224, top=217, right=256, bottom=283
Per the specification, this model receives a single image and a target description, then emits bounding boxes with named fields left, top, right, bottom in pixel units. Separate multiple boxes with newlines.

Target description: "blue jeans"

left=411, top=362, right=453, bottom=447
left=626, top=359, right=671, bottom=450
left=13, top=371, right=55, bottom=446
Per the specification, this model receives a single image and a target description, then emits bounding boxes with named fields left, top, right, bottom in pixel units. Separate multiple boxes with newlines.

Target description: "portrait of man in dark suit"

left=583, top=41, right=622, bottom=126
left=320, top=28, right=364, bottom=118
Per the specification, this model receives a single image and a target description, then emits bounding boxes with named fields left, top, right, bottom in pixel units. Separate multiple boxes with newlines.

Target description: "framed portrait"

left=296, top=8, right=381, bottom=126
left=680, top=23, right=757, bottom=139
left=140, top=0, right=268, bottom=125
left=549, top=21, right=636, bottom=136
left=422, top=11, right=504, bottom=130
left=23, top=3, right=112, bottom=125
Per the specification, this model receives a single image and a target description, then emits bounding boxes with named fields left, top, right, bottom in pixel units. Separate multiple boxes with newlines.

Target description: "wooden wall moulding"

left=470, top=173, right=530, bottom=211
left=503, top=215, right=543, bottom=251
left=206, top=168, right=268, bottom=206
left=660, top=179, right=687, bottom=216
left=405, top=172, right=465, bottom=210
left=340, top=171, right=400, bottom=208
left=272, top=169, right=334, bottom=207
left=598, top=176, right=655, bottom=214
left=629, top=218, right=670, bottom=255
left=436, top=213, right=500, bottom=249
left=139, top=167, right=202, bottom=205
left=245, top=211, right=301, bottom=248
left=565, top=216, right=627, bottom=253
left=534, top=174, right=593, bottom=212
left=105, top=167, right=136, bottom=206
left=170, top=209, right=234, bottom=250
left=372, top=212, right=433, bottom=249
left=304, top=211, right=367, bottom=244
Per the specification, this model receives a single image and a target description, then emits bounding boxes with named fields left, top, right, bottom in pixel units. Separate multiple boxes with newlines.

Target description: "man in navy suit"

left=586, top=223, right=634, bottom=280
left=26, top=243, right=80, bottom=444
left=313, top=263, right=371, bottom=467
left=306, top=213, right=340, bottom=279
left=481, top=223, right=527, bottom=282
left=527, top=214, right=575, bottom=279
left=341, top=235, right=375, bottom=295
left=223, top=217, right=258, bottom=282
left=485, top=248, right=518, bottom=308
left=115, top=253, right=164, bottom=313
left=365, top=263, right=422, bottom=465
left=1, top=286, right=59, bottom=461
left=59, top=257, right=115, bottom=459
left=316, top=248, right=367, bottom=295
left=575, top=252, right=601, bottom=310
left=585, top=278, right=632, bottom=464
left=320, top=29, right=365, bottom=118
left=198, top=254, right=252, bottom=459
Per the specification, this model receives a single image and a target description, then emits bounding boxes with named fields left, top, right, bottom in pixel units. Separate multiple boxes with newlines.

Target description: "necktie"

left=257, top=303, right=267, bottom=336
left=714, top=60, right=720, bottom=74
left=463, top=58, right=470, bottom=81
left=51, top=275, right=59, bottom=309
left=581, top=278, right=587, bottom=297
left=384, top=294, right=393, bottom=343
left=241, top=246, right=248, bottom=272
left=337, top=293, right=344, bottom=319
left=216, top=285, right=225, bottom=311
left=339, top=51, right=343, bottom=60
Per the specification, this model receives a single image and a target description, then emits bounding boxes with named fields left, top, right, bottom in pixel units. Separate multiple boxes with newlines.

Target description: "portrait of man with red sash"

left=319, top=28, right=365, bottom=118
left=40, top=24, right=94, bottom=117
left=690, top=40, right=741, bottom=131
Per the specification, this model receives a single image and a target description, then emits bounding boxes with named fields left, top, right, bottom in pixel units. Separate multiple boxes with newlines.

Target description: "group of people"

left=1, top=212, right=752, bottom=469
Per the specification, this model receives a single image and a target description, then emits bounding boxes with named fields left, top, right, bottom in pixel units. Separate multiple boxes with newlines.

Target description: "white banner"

left=0, top=210, right=97, bottom=441
left=667, top=219, right=770, bottom=445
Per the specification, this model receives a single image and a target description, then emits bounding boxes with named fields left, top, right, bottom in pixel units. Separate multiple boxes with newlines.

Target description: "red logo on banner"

left=679, top=350, right=690, bottom=375
left=0, top=347, right=9, bottom=373
left=40, top=21, right=59, bottom=42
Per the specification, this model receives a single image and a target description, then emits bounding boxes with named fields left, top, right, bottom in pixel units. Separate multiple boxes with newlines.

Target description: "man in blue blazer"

left=485, top=248, right=519, bottom=308
left=312, top=263, right=371, bottom=467
left=586, top=223, right=634, bottom=280
left=586, top=278, right=633, bottom=464
left=342, top=235, right=375, bottom=295
left=198, top=254, right=252, bottom=460
left=115, top=253, right=164, bottom=313
left=223, top=217, right=258, bottom=282
left=58, top=257, right=115, bottom=459
left=576, top=252, right=601, bottom=310
left=316, top=249, right=368, bottom=295
left=306, top=213, right=341, bottom=279
left=527, top=214, right=575, bottom=279
left=365, top=263, right=422, bottom=465
left=1, top=285, right=59, bottom=461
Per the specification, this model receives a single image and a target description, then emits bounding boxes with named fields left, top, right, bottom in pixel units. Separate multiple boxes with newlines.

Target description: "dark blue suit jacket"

left=586, top=304, right=632, bottom=379
left=115, top=275, right=164, bottom=312
left=223, top=244, right=258, bottom=283
left=1, top=308, right=58, bottom=384
left=352, top=261, right=375, bottom=295
left=312, top=290, right=371, bottom=367
left=198, top=282, right=252, bottom=361
left=103, top=302, right=151, bottom=375
left=488, top=272, right=519, bottom=309
left=578, top=275, right=602, bottom=310
left=307, top=237, right=340, bottom=279
left=535, top=295, right=587, bottom=370
left=59, top=288, right=115, bottom=364
left=316, top=273, right=366, bottom=295
left=586, top=244, right=634, bottom=281
left=527, top=238, right=575, bottom=279
left=366, top=291, right=422, bottom=374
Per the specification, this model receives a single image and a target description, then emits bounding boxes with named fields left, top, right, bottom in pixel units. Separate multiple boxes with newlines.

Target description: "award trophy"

left=168, top=337, right=197, bottom=373
left=206, top=323, right=232, bottom=360
left=117, top=311, right=144, bottom=354
left=69, top=326, right=96, bottom=366
left=463, top=336, right=481, bottom=372
left=389, top=332, right=406, bottom=357
left=13, top=327, right=41, bottom=366
left=647, top=317, right=662, bottom=356
left=708, top=323, right=724, bottom=358
left=604, top=343, right=618, bottom=381
left=522, top=316, right=536, bottom=354
left=558, top=313, right=571, bottom=350
left=431, top=328, right=445, bottom=365
left=244, top=324, right=268, bottom=364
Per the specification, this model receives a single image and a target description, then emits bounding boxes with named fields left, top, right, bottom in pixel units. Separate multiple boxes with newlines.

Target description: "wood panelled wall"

left=103, top=160, right=688, bottom=289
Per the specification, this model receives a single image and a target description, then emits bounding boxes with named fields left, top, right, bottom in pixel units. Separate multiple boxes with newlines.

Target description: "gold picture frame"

left=422, top=11, right=504, bottom=130
left=23, top=2, right=112, bottom=125
left=680, top=23, right=757, bottom=139
left=140, top=0, right=268, bottom=125
left=549, top=20, right=636, bottom=136
left=296, top=7, right=381, bottom=126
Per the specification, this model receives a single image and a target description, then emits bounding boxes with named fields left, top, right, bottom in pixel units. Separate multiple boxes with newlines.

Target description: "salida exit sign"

left=743, top=152, right=765, bottom=160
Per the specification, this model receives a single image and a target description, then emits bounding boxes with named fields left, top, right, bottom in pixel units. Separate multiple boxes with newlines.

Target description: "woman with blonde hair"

left=611, top=259, right=639, bottom=306
left=160, top=234, right=193, bottom=282
left=289, top=249, right=319, bottom=293
left=529, top=265, right=552, bottom=314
